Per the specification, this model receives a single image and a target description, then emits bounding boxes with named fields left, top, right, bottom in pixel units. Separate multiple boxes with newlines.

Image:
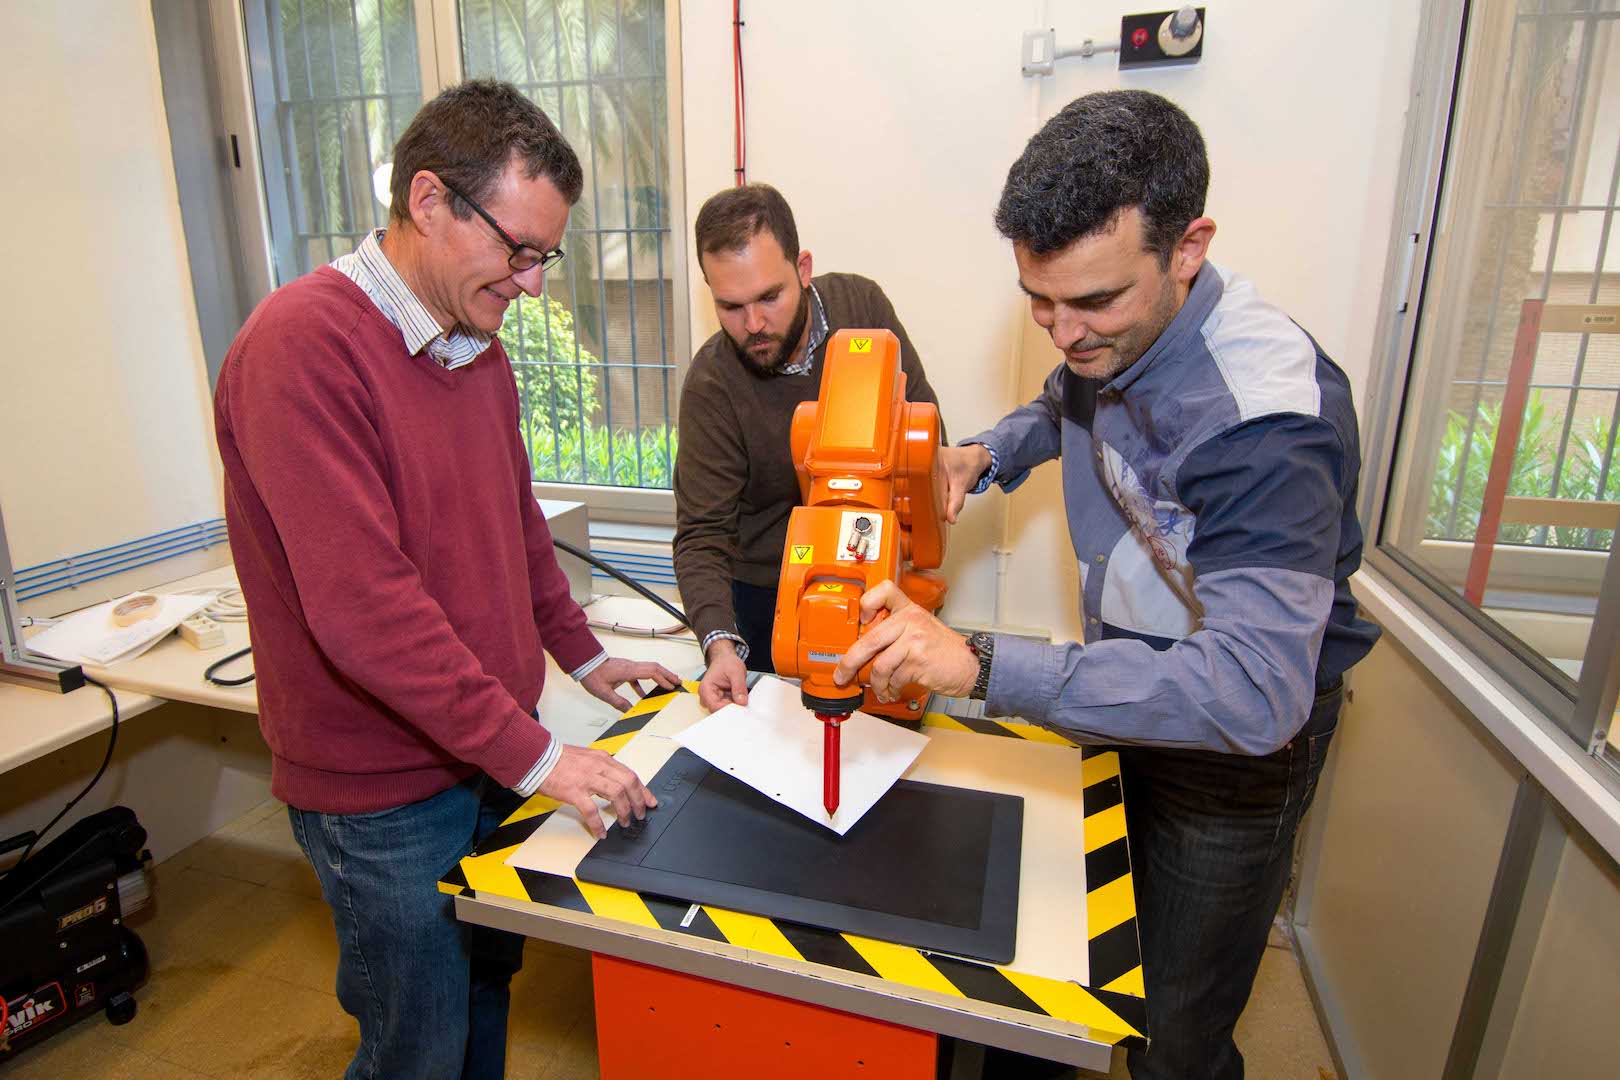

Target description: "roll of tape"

left=111, top=594, right=161, bottom=627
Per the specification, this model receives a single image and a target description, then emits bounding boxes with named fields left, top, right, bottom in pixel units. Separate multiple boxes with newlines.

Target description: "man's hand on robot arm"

left=833, top=581, right=977, bottom=702
left=939, top=444, right=992, bottom=523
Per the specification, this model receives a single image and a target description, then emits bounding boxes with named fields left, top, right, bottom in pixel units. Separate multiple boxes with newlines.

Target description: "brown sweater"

left=673, top=273, right=941, bottom=648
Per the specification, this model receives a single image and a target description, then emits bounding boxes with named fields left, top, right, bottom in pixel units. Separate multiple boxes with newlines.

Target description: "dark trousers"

left=1119, top=682, right=1343, bottom=1079
left=731, top=579, right=778, bottom=673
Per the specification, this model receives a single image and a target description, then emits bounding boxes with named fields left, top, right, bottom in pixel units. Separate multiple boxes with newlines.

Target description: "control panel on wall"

left=1020, top=6, right=1205, bottom=77
left=1120, top=7, right=1205, bottom=70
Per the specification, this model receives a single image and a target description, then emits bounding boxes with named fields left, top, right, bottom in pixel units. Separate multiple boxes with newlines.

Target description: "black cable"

left=187, top=540, right=685, bottom=687
left=204, top=646, right=256, bottom=686
left=0, top=675, right=119, bottom=885
left=551, top=538, right=692, bottom=630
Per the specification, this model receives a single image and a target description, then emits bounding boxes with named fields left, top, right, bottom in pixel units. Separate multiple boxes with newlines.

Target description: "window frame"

left=1361, top=0, right=1620, bottom=764
left=216, top=0, right=689, bottom=521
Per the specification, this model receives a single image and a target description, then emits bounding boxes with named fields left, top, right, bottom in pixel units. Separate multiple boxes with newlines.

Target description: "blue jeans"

left=289, top=774, right=527, bottom=1080
left=1119, top=682, right=1343, bottom=1079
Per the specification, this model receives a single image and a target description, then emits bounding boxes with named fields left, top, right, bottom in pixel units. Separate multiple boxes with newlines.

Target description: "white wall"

left=678, top=0, right=1421, bottom=635
left=0, top=3, right=222, bottom=580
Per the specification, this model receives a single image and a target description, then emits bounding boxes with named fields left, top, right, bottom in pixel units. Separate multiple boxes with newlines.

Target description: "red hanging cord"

left=732, top=0, right=746, bottom=185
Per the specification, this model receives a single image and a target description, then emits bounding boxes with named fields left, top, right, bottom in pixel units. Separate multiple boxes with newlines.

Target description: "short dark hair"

left=995, top=90, right=1208, bottom=266
left=389, top=79, right=583, bottom=222
left=694, top=183, right=800, bottom=264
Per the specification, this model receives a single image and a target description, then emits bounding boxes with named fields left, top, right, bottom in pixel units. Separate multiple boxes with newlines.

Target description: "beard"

left=1063, top=274, right=1181, bottom=380
left=730, top=287, right=811, bottom=372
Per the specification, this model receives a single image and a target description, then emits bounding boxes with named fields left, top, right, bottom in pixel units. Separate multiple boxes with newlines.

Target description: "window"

left=243, top=0, right=426, bottom=281
left=1368, top=0, right=1620, bottom=771
left=237, top=0, right=687, bottom=502
left=459, top=0, right=682, bottom=492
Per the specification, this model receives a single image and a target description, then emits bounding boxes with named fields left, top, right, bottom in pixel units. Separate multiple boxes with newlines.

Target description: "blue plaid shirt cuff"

left=964, top=441, right=1001, bottom=495
left=701, top=630, right=750, bottom=663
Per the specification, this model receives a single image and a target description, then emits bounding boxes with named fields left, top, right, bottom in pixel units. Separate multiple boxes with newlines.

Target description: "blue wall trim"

left=14, top=525, right=677, bottom=603
left=590, top=546, right=677, bottom=588
left=15, top=519, right=229, bottom=602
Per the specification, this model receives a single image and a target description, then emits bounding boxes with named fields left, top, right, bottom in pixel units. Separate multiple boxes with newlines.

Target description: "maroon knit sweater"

left=214, top=267, right=602, bottom=813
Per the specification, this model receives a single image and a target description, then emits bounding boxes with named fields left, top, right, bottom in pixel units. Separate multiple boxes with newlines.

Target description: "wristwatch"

left=966, top=631, right=995, bottom=701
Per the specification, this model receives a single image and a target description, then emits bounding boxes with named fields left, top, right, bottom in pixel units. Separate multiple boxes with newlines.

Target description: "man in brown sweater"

left=674, top=184, right=942, bottom=712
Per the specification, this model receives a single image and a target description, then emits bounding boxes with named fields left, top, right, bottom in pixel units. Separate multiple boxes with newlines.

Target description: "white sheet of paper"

left=673, top=675, right=929, bottom=834
left=25, top=593, right=211, bottom=667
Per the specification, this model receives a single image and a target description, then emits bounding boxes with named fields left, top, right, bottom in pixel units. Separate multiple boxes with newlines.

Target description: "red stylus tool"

left=818, top=713, right=841, bottom=816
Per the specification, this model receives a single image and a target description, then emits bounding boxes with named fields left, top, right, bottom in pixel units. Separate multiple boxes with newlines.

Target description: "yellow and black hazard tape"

left=440, top=684, right=1147, bottom=1045
left=917, top=711, right=1145, bottom=1004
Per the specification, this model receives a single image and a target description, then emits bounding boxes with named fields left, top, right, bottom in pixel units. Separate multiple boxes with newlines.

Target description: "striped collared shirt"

left=331, top=229, right=492, bottom=370
left=330, top=228, right=607, bottom=797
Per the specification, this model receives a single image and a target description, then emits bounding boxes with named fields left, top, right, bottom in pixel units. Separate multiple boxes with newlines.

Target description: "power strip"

left=178, top=612, right=225, bottom=651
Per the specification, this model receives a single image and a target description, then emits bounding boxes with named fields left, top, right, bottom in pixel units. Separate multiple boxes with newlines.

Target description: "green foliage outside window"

left=1428, top=390, right=1620, bottom=551
left=507, top=294, right=600, bottom=441
left=528, top=422, right=678, bottom=487
left=506, top=293, right=676, bottom=488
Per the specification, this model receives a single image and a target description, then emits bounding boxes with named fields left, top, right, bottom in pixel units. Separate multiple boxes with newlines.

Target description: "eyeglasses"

left=439, top=178, right=565, bottom=273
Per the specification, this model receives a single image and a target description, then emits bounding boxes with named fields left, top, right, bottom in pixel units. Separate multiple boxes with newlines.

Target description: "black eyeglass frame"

left=439, top=177, right=565, bottom=273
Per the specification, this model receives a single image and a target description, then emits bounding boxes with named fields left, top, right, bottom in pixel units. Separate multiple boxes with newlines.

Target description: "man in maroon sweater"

left=215, top=81, right=676, bottom=1079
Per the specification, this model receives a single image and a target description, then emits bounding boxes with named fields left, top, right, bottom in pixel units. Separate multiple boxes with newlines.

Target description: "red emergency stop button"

left=1132, top=27, right=1150, bottom=48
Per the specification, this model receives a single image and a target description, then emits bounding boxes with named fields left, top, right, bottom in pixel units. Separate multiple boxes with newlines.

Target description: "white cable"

left=586, top=618, right=690, bottom=639
left=173, top=585, right=249, bottom=622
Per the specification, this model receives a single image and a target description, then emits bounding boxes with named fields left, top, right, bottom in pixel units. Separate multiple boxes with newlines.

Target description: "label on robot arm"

left=836, top=511, right=882, bottom=562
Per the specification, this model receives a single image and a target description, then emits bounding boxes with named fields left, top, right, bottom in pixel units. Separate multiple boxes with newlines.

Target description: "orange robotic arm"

left=770, top=329, right=949, bottom=813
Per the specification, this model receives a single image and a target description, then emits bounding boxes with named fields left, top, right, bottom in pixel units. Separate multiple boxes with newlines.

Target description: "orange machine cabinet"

left=594, top=953, right=937, bottom=1079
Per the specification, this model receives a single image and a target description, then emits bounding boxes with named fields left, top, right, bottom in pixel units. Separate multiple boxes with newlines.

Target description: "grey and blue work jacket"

left=967, top=263, right=1381, bottom=756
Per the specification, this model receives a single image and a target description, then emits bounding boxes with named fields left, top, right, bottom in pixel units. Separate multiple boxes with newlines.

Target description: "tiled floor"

left=4, top=800, right=1337, bottom=1078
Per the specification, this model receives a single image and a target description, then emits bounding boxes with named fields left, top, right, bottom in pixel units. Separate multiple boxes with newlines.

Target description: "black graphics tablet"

left=574, top=747, right=1023, bottom=964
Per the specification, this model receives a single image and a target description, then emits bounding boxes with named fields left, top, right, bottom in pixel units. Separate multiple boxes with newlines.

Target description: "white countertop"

left=3, top=565, right=703, bottom=772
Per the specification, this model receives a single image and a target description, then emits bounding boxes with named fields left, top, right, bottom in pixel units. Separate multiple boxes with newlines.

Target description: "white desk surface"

left=3, top=564, right=703, bottom=772
left=82, top=565, right=260, bottom=713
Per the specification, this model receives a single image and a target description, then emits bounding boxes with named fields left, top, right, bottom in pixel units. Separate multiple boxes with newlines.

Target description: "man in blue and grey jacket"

left=835, top=91, right=1380, bottom=1078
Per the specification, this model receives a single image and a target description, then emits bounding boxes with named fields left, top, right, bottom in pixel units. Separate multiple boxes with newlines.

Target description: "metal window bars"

left=1438, top=2, right=1620, bottom=554
left=459, top=0, right=675, bottom=490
